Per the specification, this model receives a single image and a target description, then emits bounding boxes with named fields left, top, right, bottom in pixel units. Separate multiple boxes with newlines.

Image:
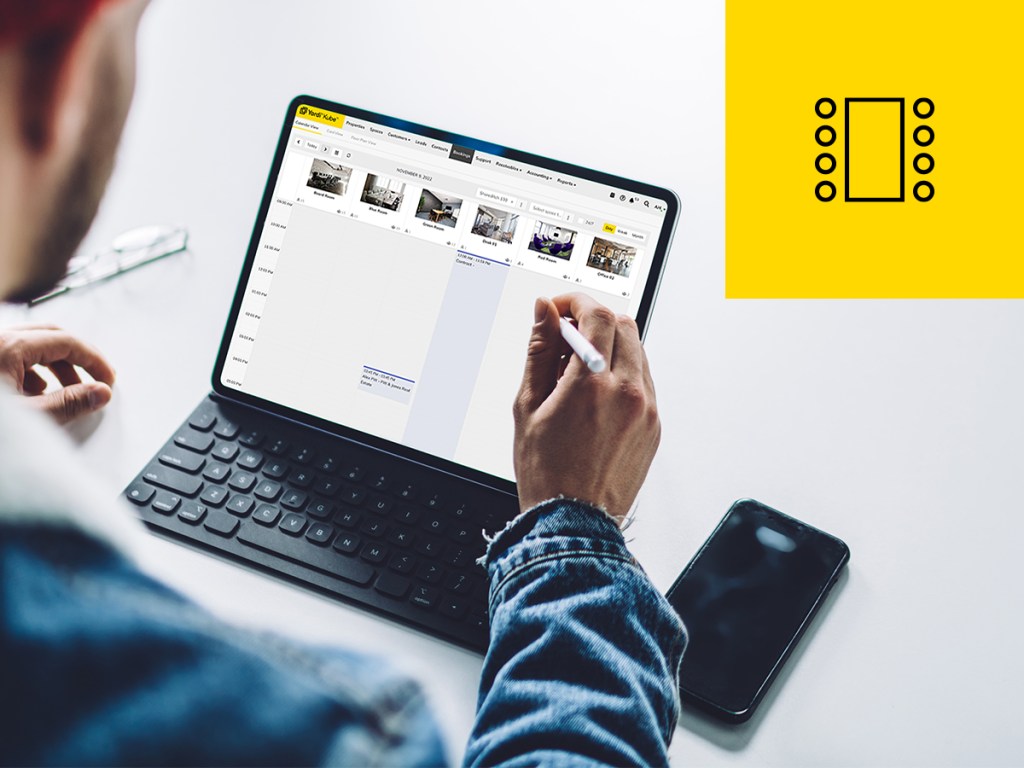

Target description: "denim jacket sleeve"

left=464, top=499, right=687, bottom=767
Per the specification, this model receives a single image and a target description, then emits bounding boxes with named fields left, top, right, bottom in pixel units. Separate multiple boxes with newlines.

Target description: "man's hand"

left=0, top=324, right=115, bottom=424
left=513, top=293, right=660, bottom=523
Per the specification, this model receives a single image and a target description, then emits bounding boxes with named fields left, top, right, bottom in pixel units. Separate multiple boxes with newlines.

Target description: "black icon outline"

left=815, top=98, right=837, bottom=119
left=815, top=125, right=837, bottom=146
left=845, top=97, right=905, bottom=203
left=913, top=125, right=934, bottom=146
left=815, top=181, right=837, bottom=202
left=913, top=181, right=934, bottom=202
left=913, top=153, right=934, bottom=174
left=913, top=98, right=934, bottom=119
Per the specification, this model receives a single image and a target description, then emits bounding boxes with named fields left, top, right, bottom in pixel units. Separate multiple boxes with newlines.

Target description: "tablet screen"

left=216, top=97, right=677, bottom=486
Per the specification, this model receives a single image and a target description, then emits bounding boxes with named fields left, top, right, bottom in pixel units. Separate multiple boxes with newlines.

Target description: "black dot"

left=815, top=98, right=836, bottom=119
left=815, top=153, right=836, bottom=174
left=816, top=125, right=836, bottom=147
left=815, top=180, right=836, bottom=202
left=913, top=181, right=934, bottom=202
left=913, top=98, right=934, bottom=119
left=914, top=125, right=934, bottom=146
left=913, top=153, right=934, bottom=174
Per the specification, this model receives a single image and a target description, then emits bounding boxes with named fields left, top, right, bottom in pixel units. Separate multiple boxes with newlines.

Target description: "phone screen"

left=666, top=499, right=849, bottom=722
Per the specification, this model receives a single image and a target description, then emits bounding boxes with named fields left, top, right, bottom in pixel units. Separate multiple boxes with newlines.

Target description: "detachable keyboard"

left=123, top=395, right=519, bottom=652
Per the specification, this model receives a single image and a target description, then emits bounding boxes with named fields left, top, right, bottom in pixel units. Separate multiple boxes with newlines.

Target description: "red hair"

left=0, top=0, right=111, bottom=47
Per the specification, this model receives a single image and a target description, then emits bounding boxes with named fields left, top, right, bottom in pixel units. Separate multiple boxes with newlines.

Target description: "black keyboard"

left=123, top=395, right=519, bottom=652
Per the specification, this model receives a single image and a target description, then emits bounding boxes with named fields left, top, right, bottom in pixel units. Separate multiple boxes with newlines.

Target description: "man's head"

left=0, top=0, right=148, bottom=303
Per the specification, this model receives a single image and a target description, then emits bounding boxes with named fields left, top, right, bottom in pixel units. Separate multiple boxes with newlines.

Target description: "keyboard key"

left=279, top=513, right=307, bottom=536
left=281, top=490, right=308, bottom=511
left=410, top=585, right=438, bottom=610
left=387, top=527, right=415, bottom=548
left=420, top=514, right=447, bottom=536
left=361, top=543, right=388, bottom=564
left=416, top=562, right=444, bottom=584
left=443, top=546, right=472, bottom=568
left=188, top=412, right=217, bottom=432
left=289, top=469, right=314, bottom=488
left=178, top=502, right=207, bottom=524
left=369, top=473, right=388, bottom=490
left=174, top=431, right=214, bottom=454
left=313, top=477, right=340, bottom=497
left=151, top=492, right=181, bottom=515
left=227, top=496, right=255, bottom=517
left=142, top=465, right=202, bottom=497
left=450, top=525, right=475, bottom=544
left=332, top=533, right=361, bottom=555
left=237, top=450, right=264, bottom=471
left=213, top=419, right=240, bottom=440
left=212, top=442, right=240, bottom=462
left=360, top=517, right=387, bottom=538
left=266, top=438, right=289, bottom=456
left=254, top=480, right=282, bottom=502
left=367, top=494, right=392, bottom=515
left=423, top=493, right=444, bottom=511
left=375, top=572, right=410, bottom=598
left=335, top=509, right=360, bottom=529
left=238, top=429, right=263, bottom=447
left=451, top=504, right=473, bottom=522
left=228, top=471, right=257, bottom=493
left=307, top=499, right=335, bottom=520
left=315, top=456, right=337, bottom=474
left=204, top=511, right=239, bottom=537
left=253, top=504, right=280, bottom=526
left=444, top=572, right=477, bottom=596
left=200, top=485, right=229, bottom=507
left=158, top=448, right=205, bottom=474
left=125, top=482, right=155, bottom=505
left=389, top=553, right=416, bottom=574
left=289, top=446, right=315, bottom=464
left=397, top=484, right=416, bottom=501
left=343, top=465, right=366, bottom=482
left=238, top=525, right=374, bottom=585
left=341, top=486, right=366, bottom=506
left=395, top=506, right=420, bottom=525
left=415, top=537, right=443, bottom=558
left=439, top=596, right=468, bottom=620
left=263, top=459, right=289, bottom=479
left=203, top=462, right=231, bottom=483
left=305, top=522, right=334, bottom=545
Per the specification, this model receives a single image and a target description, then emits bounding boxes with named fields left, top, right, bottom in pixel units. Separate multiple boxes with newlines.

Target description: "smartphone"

left=665, top=499, right=849, bottom=723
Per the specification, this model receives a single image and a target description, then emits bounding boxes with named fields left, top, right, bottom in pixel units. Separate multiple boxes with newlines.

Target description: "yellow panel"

left=726, top=1, right=1024, bottom=298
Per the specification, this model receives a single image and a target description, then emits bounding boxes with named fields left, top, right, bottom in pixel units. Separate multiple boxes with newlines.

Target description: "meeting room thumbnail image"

left=306, top=159, right=353, bottom=196
left=471, top=205, right=519, bottom=243
left=361, top=174, right=406, bottom=211
left=415, top=189, right=462, bottom=228
left=527, top=220, right=576, bottom=260
left=587, top=237, right=637, bottom=278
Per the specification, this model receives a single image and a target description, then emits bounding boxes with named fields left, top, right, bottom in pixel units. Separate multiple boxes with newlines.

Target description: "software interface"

left=221, top=104, right=672, bottom=482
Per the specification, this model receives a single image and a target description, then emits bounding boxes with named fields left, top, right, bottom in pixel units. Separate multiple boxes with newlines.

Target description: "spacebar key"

left=238, top=525, right=374, bottom=586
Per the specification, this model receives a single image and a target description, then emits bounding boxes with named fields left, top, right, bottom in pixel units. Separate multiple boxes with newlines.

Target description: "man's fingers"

left=515, top=297, right=566, bottom=415
left=610, top=314, right=644, bottom=380
left=32, top=382, right=112, bottom=425
left=47, top=359, right=82, bottom=388
left=22, top=368, right=47, bottom=395
left=551, top=292, right=616, bottom=372
left=14, top=329, right=115, bottom=386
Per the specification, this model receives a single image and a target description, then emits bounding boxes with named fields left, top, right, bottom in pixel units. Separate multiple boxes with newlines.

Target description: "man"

left=0, top=2, right=686, bottom=764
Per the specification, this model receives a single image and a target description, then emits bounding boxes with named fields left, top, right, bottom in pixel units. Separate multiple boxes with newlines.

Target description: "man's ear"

left=17, top=22, right=91, bottom=153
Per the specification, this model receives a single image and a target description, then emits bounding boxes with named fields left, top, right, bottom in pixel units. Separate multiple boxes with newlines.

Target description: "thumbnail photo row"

left=303, top=164, right=637, bottom=277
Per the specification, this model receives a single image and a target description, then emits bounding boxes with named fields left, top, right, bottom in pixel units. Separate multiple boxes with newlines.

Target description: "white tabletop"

left=5, top=2, right=1022, bottom=765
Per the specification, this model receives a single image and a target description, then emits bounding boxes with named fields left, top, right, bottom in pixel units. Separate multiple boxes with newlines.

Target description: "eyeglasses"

left=29, top=224, right=189, bottom=305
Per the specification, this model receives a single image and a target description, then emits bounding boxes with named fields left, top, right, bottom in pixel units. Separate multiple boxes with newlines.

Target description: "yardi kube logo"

left=298, top=105, right=309, bottom=115
left=813, top=96, right=934, bottom=204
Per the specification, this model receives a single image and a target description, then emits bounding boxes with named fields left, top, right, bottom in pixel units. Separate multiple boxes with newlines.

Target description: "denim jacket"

left=0, top=392, right=685, bottom=766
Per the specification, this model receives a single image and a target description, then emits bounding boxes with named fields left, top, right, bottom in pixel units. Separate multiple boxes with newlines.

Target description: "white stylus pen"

left=559, top=316, right=607, bottom=373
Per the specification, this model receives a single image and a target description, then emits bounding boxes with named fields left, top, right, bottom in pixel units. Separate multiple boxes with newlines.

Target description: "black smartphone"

left=665, top=499, right=850, bottom=723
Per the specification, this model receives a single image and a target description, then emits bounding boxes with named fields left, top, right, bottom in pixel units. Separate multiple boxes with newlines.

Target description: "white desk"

left=5, top=2, right=1022, bottom=764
